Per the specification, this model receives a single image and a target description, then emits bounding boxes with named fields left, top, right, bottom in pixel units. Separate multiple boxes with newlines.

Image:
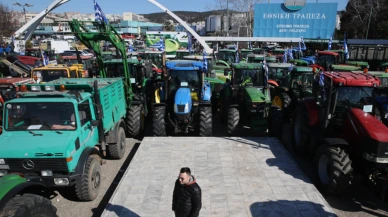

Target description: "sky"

left=2, top=0, right=347, bottom=15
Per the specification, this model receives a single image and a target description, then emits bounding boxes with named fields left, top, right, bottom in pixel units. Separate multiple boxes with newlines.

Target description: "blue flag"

left=248, top=41, right=252, bottom=50
left=288, top=49, right=293, bottom=60
left=263, top=61, right=268, bottom=87
left=344, top=33, right=349, bottom=60
left=328, top=37, right=332, bottom=50
left=187, top=32, right=192, bottom=54
left=128, top=44, right=133, bottom=52
left=236, top=52, right=240, bottom=63
left=288, top=64, right=293, bottom=73
left=283, top=50, right=287, bottom=63
left=319, top=71, right=324, bottom=86
left=159, top=37, right=165, bottom=52
left=94, top=0, right=109, bottom=24
left=203, top=52, right=208, bottom=72
left=43, top=52, right=49, bottom=66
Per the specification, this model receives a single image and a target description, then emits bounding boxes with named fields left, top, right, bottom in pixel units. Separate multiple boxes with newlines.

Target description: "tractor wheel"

left=107, top=127, right=126, bottom=159
left=75, top=155, right=101, bottom=201
left=272, top=92, right=291, bottom=113
left=211, top=95, right=218, bottom=114
left=199, top=106, right=212, bottom=136
left=268, top=106, right=283, bottom=138
left=227, top=107, right=239, bottom=135
left=292, top=108, right=308, bottom=153
left=125, top=104, right=144, bottom=138
left=315, top=145, right=353, bottom=194
left=152, top=106, right=166, bottom=136
left=0, top=194, right=57, bottom=217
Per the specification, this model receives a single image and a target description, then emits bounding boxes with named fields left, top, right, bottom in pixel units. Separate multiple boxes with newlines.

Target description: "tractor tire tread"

left=152, top=106, right=166, bottom=136
left=227, top=107, right=239, bottom=135
left=199, top=106, right=212, bottom=136
left=75, top=154, right=101, bottom=201
left=0, top=194, right=57, bottom=217
left=125, top=105, right=142, bottom=138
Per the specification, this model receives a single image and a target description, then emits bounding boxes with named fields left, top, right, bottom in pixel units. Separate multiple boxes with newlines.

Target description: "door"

left=77, top=99, right=98, bottom=149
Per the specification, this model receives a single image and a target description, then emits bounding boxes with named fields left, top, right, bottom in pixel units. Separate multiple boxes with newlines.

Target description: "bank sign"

left=253, top=3, right=338, bottom=39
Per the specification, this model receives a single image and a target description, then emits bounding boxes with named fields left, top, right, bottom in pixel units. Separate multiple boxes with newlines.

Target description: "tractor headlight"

left=174, top=104, right=178, bottom=113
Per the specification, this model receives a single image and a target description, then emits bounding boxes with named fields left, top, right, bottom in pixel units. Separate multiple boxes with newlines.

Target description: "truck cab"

left=32, top=65, right=84, bottom=83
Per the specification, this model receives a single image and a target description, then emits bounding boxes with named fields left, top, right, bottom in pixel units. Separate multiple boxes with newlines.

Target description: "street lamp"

left=13, top=2, right=33, bottom=24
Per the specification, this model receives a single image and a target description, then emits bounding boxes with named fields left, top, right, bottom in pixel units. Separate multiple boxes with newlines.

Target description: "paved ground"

left=51, top=138, right=140, bottom=217
left=102, top=137, right=335, bottom=217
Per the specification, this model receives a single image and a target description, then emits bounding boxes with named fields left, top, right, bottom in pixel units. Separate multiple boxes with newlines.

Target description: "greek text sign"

left=253, top=3, right=337, bottom=39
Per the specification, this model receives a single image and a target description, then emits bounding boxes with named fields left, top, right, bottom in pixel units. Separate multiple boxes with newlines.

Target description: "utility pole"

left=13, top=2, right=33, bottom=24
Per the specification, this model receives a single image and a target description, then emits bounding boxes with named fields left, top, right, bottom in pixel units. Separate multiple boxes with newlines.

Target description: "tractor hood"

left=0, top=131, right=79, bottom=158
left=245, top=87, right=267, bottom=103
left=349, top=108, right=388, bottom=142
left=174, top=87, right=192, bottom=114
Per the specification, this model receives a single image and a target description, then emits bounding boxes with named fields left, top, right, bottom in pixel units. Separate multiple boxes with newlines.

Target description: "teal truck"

left=0, top=174, right=57, bottom=216
left=0, top=78, right=130, bottom=201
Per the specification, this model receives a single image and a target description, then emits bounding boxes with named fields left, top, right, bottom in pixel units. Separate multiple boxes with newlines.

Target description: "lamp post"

left=13, top=2, right=33, bottom=24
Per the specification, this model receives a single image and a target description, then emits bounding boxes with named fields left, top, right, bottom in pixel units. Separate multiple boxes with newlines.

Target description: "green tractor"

left=239, top=49, right=253, bottom=62
left=268, top=66, right=315, bottom=137
left=0, top=174, right=57, bottom=217
left=246, top=54, right=277, bottom=63
left=219, top=63, right=271, bottom=134
left=217, top=49, right=237, bottom=65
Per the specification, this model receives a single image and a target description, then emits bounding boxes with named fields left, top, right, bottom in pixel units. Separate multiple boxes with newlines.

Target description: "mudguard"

left=74, top=147, right=102, bottom=175
left=0, top=174, right=47, bottom=210
left=202, top=80, right=212, bottom=101
left=174, top=87, right=192, bottom=114
left=349, top=108, right=388, bottom=142
left=268, top=79, right=279, bottom=87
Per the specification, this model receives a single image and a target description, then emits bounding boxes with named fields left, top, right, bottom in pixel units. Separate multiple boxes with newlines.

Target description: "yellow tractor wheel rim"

left=272, top=96, right=283, bottom=109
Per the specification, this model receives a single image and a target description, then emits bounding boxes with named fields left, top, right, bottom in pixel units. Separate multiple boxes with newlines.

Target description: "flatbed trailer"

left=102, top=137, right=335, bottom=217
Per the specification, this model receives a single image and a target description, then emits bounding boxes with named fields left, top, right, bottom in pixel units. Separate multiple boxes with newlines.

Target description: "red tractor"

left=292, top=71, right=388, bottom=198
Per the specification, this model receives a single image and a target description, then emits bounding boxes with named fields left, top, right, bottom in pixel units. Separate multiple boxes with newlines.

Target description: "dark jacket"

left=172, top=176, right=202, bottom=217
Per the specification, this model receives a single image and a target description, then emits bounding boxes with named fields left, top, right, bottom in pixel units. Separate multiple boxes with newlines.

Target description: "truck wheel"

left=107, top=127, right=126, bottom=159
left=316, top=146, right=353, bottom=194
left=125, top=104, right=144, bottom=138
left=75, top=155, right=101, bottom=201
left=227, top=107, right=239, bottom=135
left=152, top=106, right=166, bottom=136
left=268, top=106, right=283, bottom=138
left=292, top=108, right=307, bottom=153
left=0, top=194, right=57, bottom=217
left=199, top=106, right=212, bottom=136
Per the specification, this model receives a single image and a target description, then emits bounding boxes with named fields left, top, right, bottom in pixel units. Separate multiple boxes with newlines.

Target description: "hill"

left=141, top=10, right=237, bottom=24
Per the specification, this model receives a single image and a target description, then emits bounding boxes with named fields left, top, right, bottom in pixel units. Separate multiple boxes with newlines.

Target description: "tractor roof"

left=60, top=55, right=92, bottom=60
left=318, top=51, right=339, bottom=56
left=32, top=64, right=78, bottom=71
left=247, top=54, right=277, bottom=62
left=346, top=61, right=369, bottom=67
left=331, top=64, right=361, bottom=71
left=380, top=62, right=388, bottom=68
left=176, top=50, right=189, bottom=53
left=290, top=59, right=309, bottom=66
left=183, top=55, right=212, bottom=60
left=219, top=49, right=237, bottom=52
left=232, top=62, right=263, bottom=69
left=0, top=77, right=34, bottom=87
left=352, top=71, right=388, bottom=77
left=241, top=49, right=253, bottom=52
left=323, top=71, right=380, bottom=87
left=166, top=60, right=204, bottom=69
left=267, top=62, right=291, bottom=68
left=291, top=66, right=313, bottom=73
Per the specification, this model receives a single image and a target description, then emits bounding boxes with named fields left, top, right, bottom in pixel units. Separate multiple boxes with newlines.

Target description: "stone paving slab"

left=102, top=137, right=336, bottom=217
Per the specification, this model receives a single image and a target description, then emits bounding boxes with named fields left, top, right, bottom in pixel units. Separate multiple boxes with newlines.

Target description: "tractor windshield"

left=335, top=87, right=373, bottom=111
left=235, top=69, right=264, bottom=86
left=218, top=51, right=236, bottom=63
left=5, top=102, right=76, bottom=131
left=290, top=72, right=314, bottom=89
left=318, top=55, right=337, bottom=70
left=240, top=51, right=252, bottom=60
left=170, top=70, right=200, bottom=90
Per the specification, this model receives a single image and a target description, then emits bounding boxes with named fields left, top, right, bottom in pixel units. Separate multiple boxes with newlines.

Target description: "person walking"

left=172, top=167, right=202, bottom=217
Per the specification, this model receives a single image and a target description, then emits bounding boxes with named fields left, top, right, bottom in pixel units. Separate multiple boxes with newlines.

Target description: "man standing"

left=172, top=167, right=202, bottom=217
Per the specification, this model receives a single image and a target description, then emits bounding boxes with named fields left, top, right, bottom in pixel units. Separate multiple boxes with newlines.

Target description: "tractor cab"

left=217, top=49, right=237, bottom=64
left=240, top=49, right=253, bottom=62
left=220, top=62, right=271, bottom=134
left=31, top=65, right=83, bottom=83
left=142, top=51, right=164, bottom=69
left=313, top=51, right=368, bottom=71
left=246, top=54, right=277, bottom=63
left=253, top=48, right=267, bottom=55
left=267, top=62, right=292, bottom=85
left=58, top=55, right=94, bottom=78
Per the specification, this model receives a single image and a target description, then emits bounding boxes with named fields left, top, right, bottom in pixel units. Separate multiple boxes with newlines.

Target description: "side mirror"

left=90, top=120, right=99, bottom=127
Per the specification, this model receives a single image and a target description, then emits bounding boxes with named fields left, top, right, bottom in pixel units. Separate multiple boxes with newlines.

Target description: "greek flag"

left=11, top=35, right=15, bottom=44
left=128, top=44, right=133, bottom=52
left=234, top=44, right=237, bottom=50
left=94, top=0, right=109, bottom=24
left=288, top=64, right=293, bottom=73
left=248, top=41, right=252, bottom=50
left=159, top=37, right=165, bottom=52
left=344, top=33, right=349, bottom=60
left=328, top=37, right=332, bottom=50
left=299, top=36, right=306, bottom=52
left=288, top=49, right=293, bottom=60
left=43, top=52, right=49, bottom=66
left=283, top=50, right=287, bottom=63
left=236, top=52, right=240, bottom=63
left=319, top=71, right=324, bottom=86
left=263, top=61, right=269, bottom=87
left=187, top=32, right=192, bottom=54
left=203, top=52, right=208, bottom=72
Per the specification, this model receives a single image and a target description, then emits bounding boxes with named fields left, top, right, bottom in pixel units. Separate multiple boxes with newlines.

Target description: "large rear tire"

left=107, top=127, right=126, bottom=159
left=315, top=145, right=353, bottom=194
left=268, top=106, right=283, bottom=138
left=0, top=194, right=57, bottom=217
left=292, top=108, right=308, bottom=153
left=152, top=106, right=166, bottom=136
left=125, top=104, right=144, bottom=138
left=199, top=106, right=212, bottom=136
left=75, top=155, right=101, bottom=201
left=227, top=107, right=239, bottom=135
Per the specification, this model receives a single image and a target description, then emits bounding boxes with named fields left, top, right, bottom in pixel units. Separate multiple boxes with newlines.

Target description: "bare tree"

left=341, top=0, right=388, bottom=39
left=0, top=3, right=18, bottom=42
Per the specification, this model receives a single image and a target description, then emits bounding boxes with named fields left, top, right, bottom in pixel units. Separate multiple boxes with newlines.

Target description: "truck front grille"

left=5, top=158, right=68, bottom=172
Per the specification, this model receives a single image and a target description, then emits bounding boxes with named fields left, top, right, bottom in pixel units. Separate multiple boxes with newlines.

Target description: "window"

left=78, top=101, right=92, bottom=126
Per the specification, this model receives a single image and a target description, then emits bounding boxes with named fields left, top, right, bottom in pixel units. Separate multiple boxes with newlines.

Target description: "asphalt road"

left=51, top=115, right=388, bottom=217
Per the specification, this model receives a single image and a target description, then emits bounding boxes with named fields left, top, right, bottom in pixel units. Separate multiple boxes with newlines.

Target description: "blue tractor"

left=152, top=60, right=213, bottom=136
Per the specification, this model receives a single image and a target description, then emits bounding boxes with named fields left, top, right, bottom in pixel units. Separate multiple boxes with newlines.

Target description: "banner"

left=145, top=31, right=188, bottom=52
